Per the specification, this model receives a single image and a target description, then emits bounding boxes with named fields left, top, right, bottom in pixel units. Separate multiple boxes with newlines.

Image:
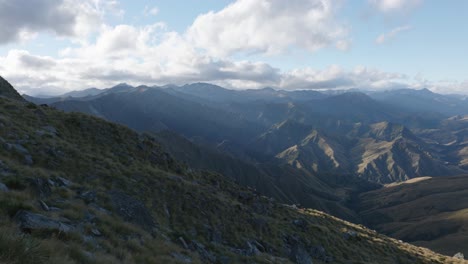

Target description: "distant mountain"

left=369, top=88, right=468, bottom=116
left=51, top=85, right=263, bottom=147
left=62, top=87, right=103, bottom=98
left=24, top=84, right=468, bottom=185
left=168, top=82, right=327, bottom=104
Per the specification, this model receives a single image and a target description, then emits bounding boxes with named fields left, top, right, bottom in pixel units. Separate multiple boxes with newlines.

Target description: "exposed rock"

left=178, top=237, right=189, bottom=249
left=14, top=210, right=72, bottom=233
left=10, top=144, right=29, bottom=154
left=0, top=160, right=11, bottom=176
left=171, top=252, right=192, bottom=263
left=0, top=182, right=9, bottom=192
left=39, top=200, right=50, bottom=211
left=342, top=230, right=358, bottom=240
left=453, top=252, right=464, bottom=260
left=290, top=244, right=313, bottom=264
left=24, top=154, right=33, bottom=165
left=29, top=177, right=52, bottom=198
left=190, top=241, right=217, bottom=263
left=54, top=176, right=73, bottom=187
left=292, top=219, right=308, bottom=229
left=42, top=125, right=58, bottom=136
left=78, top=190, right=97, bottom=204
left=91, top=228, right=102, bottom=237
left=246, top=240, right=263, bottom=255
left=310, top=245, right=333, bottom=263
left=109, top=190, right=156, bottom=231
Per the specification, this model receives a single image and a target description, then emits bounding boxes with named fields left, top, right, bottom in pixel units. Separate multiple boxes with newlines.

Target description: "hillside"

left=1, top=78, right=465, bottom=263
left=356, top=175, right=468, bottom=257
left=0, top=76, right=25, bottom=102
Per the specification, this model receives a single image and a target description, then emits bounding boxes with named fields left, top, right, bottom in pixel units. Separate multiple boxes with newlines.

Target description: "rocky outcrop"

left=14, top=210, right=73, bottom=233
left=109, top=190, right=155, bottom=231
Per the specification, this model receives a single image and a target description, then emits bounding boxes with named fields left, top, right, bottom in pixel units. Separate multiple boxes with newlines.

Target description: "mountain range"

left=21, top=81, right=468, bottom=260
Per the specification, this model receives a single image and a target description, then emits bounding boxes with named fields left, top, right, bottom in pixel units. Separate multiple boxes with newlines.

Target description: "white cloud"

left=186, top=0, right=349, bottom=57
left=0, top=0, right=464, bottom=96
left=335, top=39, right=352, bottom=51
left=375, top=25, right=411, bottom=44
left=144, top=6, right=159, bottom=16
left=0, top=0, right=120, bottom=44
left=368, top=0, right=423, bottom=14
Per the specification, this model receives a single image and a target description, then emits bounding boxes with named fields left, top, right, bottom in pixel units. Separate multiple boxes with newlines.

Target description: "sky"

left=0, top=0, right=467, bottom=96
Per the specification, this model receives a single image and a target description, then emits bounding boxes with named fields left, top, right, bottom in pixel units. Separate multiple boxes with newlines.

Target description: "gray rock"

left=24, top=155, right=33, bottom=165
left=342, top=230, right=358, bottom=240
left=78, top=190, right=97, bottom=204
left=453, top=252, right=464, bottom=260
left=39, top=200, right=49, bottom=211
left=11, top=144, right=29, bottom=154
left=14, top=210, right=73, bottom=233
left=109, top=190, right=156, bottom=231
left=290, top=244, right=313, bottom=264
left=29, top=178, right=52, bottom=198
left=246, top=241, right=261, bottom=256
left=292, top=219, right=307, bottom=229
left=91, top=228, right=102, bottom=236
left=0, top=182, right=9, bottom=192
left=179, top=237, right=189, bottom=249
left=42, top=126, right=58, bottom=136
left=55, top=176, right=73, bottom=187
left=310, top=245, right=333, bottom=263
left=171, top=252, right=192, bottom=263
left=190, top=241, right=217, bottom=263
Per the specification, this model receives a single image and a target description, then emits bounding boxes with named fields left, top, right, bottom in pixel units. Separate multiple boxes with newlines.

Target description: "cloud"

left=279, top=65, right=410, bottom=90
left=368, top=0, right=423, bottom=14
left=186, top=0, right=349, bottom=57
left=144, top=6, right=159, bottom=16
left=0, top=0, right=463, bottom=96
left=0, top=0, right=119, bottom=44
left=335, top=39, right=352, bottom=51
left=375, top=25, right=411, bottom=44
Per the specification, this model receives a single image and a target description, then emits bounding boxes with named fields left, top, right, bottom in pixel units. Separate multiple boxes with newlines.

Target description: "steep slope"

left=352, top=122, right=465, bottom=183
left=0, top=76, right=25, bottom=101
left=275, top=130, right=349, bottom=174
left=152, top=130, right=369, bottom=222
left=356, top=175, right=468, bottom=257
left=0, top=79, right=462, bottom=263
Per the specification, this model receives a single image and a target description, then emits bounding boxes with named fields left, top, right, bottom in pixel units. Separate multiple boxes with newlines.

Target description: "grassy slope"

left=357, top=175, right=468, bottom=256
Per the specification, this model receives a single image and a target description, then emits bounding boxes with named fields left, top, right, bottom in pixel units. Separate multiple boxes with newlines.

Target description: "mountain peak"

left=0, top=76, right=25, bottom=102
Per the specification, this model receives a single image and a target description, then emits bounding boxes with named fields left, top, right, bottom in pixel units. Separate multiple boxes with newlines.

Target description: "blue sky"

left=0, top=0, right=467, bottom=95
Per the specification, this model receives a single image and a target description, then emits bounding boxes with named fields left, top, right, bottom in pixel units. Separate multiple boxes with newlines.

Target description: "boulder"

left=78, top=190, right=97, bottom=204
left=453, top=252, right=464, bottom=260
left=29, top=177, right=52, bottom=198
left=342, top=230, right=358, bottom=240
left=109, top=190, right=156, bottom=231
left=14, top=210, right=72, bottom=233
